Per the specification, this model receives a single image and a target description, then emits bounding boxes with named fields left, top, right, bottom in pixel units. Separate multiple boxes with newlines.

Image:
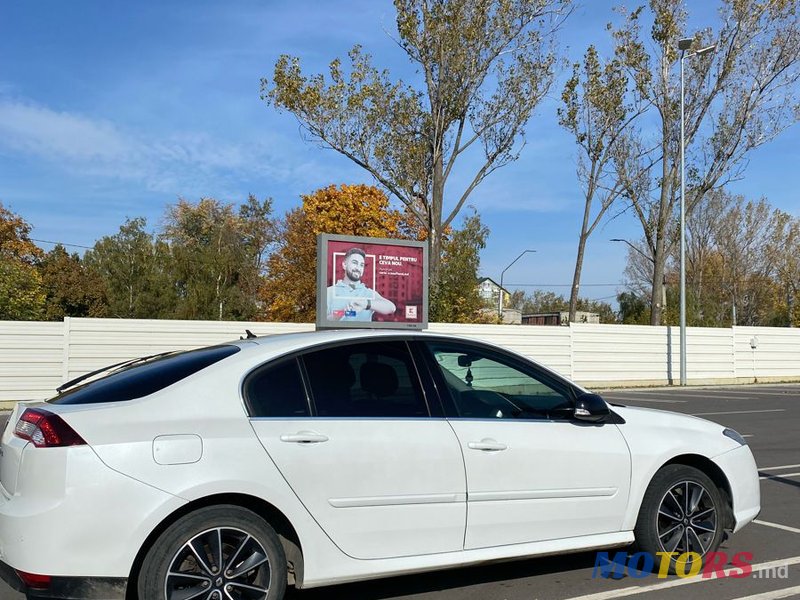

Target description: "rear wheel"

left=633, top=464, right=724, bottom=573
left=138, top=505, right=287, bottom=600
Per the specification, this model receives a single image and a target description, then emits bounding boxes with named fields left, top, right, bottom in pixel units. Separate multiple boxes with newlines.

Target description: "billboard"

left=316, top=234, right=428, bottom=330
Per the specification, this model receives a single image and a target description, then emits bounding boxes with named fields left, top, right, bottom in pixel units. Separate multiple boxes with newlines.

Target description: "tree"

left=512, top=289, right=617, bottom=322
left=39, top=245, right=108, bottom=320
left=84, top=218, right=176, bottom=319
left=0, top=202, right=45, bottom=320
left=617, top=291, right=650, bottom=325
left=261, top=184, right=404, bottom=322
left=265, top=0, right=570, bottom=287
left=609, top=0, right=800, bottom=324
left=559, top=44, right=647, bottom=322
left=163, top=197, right=275, bottom=321
left=429, top=209, right=492, bottom=323
left=770, top=211, right=800, bottom=326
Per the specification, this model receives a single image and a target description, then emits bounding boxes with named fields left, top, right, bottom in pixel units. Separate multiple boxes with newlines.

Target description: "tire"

left=632, top=464, right=725, bottom=573
left=138, top=505, right=287, bottom=600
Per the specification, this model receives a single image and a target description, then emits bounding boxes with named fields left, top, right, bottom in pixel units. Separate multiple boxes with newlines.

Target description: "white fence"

left=1, top=318, right=798, bottom=406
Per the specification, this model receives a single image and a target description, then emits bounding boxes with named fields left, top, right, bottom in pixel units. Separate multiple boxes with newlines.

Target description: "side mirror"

left=573, top=393, right=609, bottom=423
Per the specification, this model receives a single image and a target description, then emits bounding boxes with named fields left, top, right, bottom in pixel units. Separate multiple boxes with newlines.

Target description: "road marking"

left=659, top=393, right=756, bottom=400
left=729, top=585, right=800, bottom=600
left=692, top=409, right=786, bottom=416
left=754, top=519, right=800, bottom=534
left=759, top=464, right=800, bottom=472
left=564, top=555, right=800, bottom=600
left=759, top=472, right=800, bottom=481
left=715, top=391, right=798, bottom=397
left=603, top=398, right=686, bottom=404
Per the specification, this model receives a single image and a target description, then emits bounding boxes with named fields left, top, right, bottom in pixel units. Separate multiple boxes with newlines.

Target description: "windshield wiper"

left=56, top=351, right=175, bottom=394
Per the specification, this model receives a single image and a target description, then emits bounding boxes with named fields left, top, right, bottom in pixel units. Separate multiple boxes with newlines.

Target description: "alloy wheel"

left=656, top=480, right=718, bottom=558
left=165, top=526, right=271, bottom=600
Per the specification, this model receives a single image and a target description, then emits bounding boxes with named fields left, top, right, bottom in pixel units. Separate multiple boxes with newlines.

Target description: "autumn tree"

left=84, top=218, right=176, bottom=319
left=0, top=202, right=45, bottom=320
left=265, top=0, right=570, bottom=287
left=261, top=184, right=403, bottom=322
left=607, top=0, right=800, bottom=324
left=39, top=245, right=108, bottom=320
left=559, top=44, right=647, bottom=323
left=621, top=190, right=797, bottom=327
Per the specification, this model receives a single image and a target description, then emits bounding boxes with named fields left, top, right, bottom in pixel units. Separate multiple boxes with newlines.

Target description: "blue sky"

left=1, top=0, right=798, bottom=306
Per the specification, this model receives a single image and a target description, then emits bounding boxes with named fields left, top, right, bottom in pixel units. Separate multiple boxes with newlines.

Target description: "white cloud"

left=0, top=98, right=309, bottom=197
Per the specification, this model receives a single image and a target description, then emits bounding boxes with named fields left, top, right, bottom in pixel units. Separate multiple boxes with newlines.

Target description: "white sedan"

left=0, top=329, right=760, bottom=599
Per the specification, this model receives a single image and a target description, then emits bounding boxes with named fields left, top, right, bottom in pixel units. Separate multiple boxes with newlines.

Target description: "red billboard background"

left=326, top=239, right=425, bottom=323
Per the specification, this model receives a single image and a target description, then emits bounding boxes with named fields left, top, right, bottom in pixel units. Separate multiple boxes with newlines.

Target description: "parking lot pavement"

left=1, top=384, right=798, bottom=600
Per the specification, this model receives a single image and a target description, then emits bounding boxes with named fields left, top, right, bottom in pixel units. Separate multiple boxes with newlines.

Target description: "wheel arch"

left=126, top=493, right=305, bottom=600
left=662, top=453, right=735, bottom=529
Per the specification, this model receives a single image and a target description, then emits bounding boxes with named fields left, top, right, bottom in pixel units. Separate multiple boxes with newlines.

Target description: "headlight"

left=723, top=428, right=747, bottom=446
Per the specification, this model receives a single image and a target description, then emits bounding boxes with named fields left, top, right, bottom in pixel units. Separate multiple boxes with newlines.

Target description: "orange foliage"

left=260, top=184, right=404, bottom=322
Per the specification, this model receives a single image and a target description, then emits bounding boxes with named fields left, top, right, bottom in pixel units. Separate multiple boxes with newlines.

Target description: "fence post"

left=61, top=317, right=71, bottom=386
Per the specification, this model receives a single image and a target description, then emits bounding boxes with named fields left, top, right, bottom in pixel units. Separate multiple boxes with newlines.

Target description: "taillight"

left=14, top=408, right=86, bottom=448
left=15, top=570, right=51, bottom=589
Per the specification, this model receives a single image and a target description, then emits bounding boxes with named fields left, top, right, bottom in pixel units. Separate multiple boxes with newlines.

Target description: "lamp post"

left=678, top=37, right=716, bottom=386
left=499, top=249, right=536, bottom=318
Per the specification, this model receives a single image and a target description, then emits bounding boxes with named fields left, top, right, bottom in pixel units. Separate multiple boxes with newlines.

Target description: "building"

left=522, top=311, right=600, bottom=326
left=477, top=277, right=510, bottom=309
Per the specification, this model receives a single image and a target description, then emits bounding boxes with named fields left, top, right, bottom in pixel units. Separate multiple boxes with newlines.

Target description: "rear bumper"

left=0, top=560, right=126, bottom=599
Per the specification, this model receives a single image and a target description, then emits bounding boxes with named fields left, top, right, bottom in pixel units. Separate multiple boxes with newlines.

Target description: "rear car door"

left=419, top=339, right=631, bottom=550
left=248, top=339, right=467, bottom=559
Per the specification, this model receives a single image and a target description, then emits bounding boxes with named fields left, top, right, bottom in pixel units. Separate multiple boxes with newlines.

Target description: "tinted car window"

left=426, top=342, right=573, bottom=419
left=244, top=358, right=310, bottom=418
left=50, top=345, right=240, bottom=405
left=302, top=341, right=429, bottom=418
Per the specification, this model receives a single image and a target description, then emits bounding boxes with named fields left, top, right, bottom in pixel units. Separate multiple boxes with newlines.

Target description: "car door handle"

left=280, top=432, right=329, bottom=444
left=468, top=439, right=507, bottom=452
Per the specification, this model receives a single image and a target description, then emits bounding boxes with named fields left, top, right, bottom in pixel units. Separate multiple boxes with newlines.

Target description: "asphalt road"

left=1, top=384, right=798, bottom=600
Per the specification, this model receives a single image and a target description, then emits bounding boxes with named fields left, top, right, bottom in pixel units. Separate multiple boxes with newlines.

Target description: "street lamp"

left=499, top=249, right=536, bottom=318
left=610, top=238, right=653, bottom=264
left=679, top=37, right=716, bottom=386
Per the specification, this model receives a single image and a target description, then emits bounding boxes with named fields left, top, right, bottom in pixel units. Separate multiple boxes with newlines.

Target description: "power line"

left=31, top=238, right=93, bottom=250
left=505, top=282, right=622, bottom=287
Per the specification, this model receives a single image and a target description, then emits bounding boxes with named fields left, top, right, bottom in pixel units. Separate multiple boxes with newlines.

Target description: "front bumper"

left=713, top=443, right=761, bottom=533
left=0, top=560, right=126, bottom=599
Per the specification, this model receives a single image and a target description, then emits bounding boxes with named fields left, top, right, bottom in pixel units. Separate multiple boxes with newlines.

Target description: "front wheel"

left=138, top=505, right=287, bottom=600
left=633, top=464, right=725, bottom=572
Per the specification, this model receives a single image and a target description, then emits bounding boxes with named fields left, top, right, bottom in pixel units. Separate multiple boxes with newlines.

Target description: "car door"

left=247, top=339, right=466, bottom=560
left=419, top=339, right=631, bottom=550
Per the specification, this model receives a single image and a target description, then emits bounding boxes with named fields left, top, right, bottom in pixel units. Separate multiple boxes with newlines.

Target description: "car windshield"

left=49, top=345, right=240, bottom=405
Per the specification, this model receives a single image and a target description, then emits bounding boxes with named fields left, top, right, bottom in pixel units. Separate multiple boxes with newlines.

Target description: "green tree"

left=609, top=0, right=800, bottom=324
left=262, top=184, right=403, bottom=322
left=617, top=291, right=650, bottom=325
left=84, top=218, right=176, bottom=319
left=429, top=209, right=491, bottom=323
left=163, top=197, right=275, bottom=321
left=560, top=44, right=647, bottom=323
left=0, top=202, right=45, bottom=320
left=265, top=0, right=570, bottom=288
left=39, top=245, right=108, bottom=320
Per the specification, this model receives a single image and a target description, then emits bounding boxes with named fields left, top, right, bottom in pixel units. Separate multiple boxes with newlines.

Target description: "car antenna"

left=245, top=329, right=257, bottom=339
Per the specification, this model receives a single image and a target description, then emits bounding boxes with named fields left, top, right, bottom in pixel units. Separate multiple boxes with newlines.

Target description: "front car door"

left=418, top=339, right=631, bottom=550
left=247, top=339, right=466, bottom=559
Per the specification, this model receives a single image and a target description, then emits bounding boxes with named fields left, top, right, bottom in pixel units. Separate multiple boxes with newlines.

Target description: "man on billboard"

left=326, top=247, right=396, bottom=321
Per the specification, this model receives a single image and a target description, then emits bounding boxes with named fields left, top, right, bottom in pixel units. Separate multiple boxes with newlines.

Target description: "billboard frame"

left=316, top=234, right=428, bottom=330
